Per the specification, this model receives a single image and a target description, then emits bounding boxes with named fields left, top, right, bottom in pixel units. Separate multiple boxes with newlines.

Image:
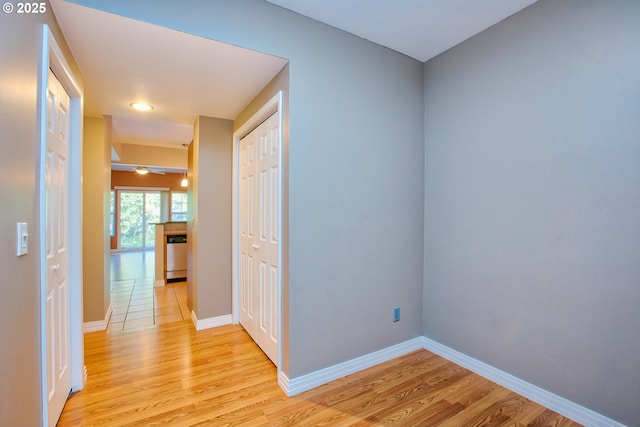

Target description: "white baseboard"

left=420, top=337, right=624, bottom=427
left=82, top=304, right=112, bottom=333
left=190, top=311, right=232, bottom=331
left=278, top=335, right=622, bottom=426
left=280, top=337, right=424, bottom=397
left=277, top=369, right=291, bottom=395
left=154, top=279, right=165, bottom=287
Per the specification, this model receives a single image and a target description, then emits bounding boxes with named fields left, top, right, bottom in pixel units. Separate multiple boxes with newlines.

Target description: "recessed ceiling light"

left=130, top=102, right=153, bottom=111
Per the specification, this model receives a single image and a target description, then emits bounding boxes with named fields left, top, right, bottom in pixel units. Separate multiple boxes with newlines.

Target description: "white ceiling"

left=50, top=0, right=537, bottom=155
left=265, top=0, right=538, bottom=62
left=50, top=0, right=288, bottom=150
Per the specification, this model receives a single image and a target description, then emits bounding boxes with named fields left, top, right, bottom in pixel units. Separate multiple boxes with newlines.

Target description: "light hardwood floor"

left=58, top=321, right=582, bottom=426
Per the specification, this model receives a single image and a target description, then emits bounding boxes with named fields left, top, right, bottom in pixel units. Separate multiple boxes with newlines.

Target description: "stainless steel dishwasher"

left=166, top=234, right=187, bottom=282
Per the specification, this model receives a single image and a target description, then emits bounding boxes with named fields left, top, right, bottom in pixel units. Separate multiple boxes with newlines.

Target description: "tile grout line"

left=121, top=278, right=135, bottom=330
left=173, top=285, right=184, bottom=320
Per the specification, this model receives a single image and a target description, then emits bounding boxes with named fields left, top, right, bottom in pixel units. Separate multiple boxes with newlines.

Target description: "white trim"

left=232, top=127, right=239, bottom=325
left=154, top=279, right=165, bottom=287
left=279, top=335, right=623, bottom=426
left=113, top=186, right=171, bottom=191
left=232, top=92, right=284, bottom=370
left=39, top=24, right=84, bottom=427
left=233, top=93, right=281, bottom=140
left=281, top=337, right=424, bottom=396
left=420, top=337, right=624, bottom=427
left=82, top=321, right=107, bottom=333
left=277, top=370, right=291, bottom=394
left=190, top=311, right=232, bottom=331
left=82, top=305, right=112, bottom=333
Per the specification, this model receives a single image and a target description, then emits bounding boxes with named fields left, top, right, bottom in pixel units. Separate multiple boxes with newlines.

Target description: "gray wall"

left=70, top=0, right=426, bottom=378
left=423, top=1, right=640, bottom=425
left=0, top=8, right=81, bottom=427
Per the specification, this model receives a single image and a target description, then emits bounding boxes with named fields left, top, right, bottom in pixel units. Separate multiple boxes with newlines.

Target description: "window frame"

left=170, top=191, right=187, bottom=222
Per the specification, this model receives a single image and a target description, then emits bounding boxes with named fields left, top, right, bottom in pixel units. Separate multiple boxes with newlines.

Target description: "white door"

left=45, top=69, right=71, bottom=427
left=239, top=112, right=279, bottom=365
left=239, top=129, right=257, bottom=336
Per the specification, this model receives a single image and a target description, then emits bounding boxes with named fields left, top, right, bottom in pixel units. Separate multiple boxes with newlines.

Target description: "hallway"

left=109, top=250, right=189, bottom=332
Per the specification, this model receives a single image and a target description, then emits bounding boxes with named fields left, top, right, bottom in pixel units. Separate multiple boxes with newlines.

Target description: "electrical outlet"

left=393, top=307, right=400, bottom=322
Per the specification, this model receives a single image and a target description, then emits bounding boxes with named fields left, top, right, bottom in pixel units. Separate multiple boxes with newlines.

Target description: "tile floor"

left=108, top=250, right=189, bottom=332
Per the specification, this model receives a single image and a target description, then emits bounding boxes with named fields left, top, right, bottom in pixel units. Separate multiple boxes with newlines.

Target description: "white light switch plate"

left=17, top=222, right=28, bottom=256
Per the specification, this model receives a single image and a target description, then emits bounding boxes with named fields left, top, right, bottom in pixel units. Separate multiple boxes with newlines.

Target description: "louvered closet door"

left=239, top=112, right=279, bottom=365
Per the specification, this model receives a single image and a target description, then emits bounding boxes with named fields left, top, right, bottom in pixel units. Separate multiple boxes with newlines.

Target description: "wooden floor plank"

left=57, top=321, right=582, bottom=426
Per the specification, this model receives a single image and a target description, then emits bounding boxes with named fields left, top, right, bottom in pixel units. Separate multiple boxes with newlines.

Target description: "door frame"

left=38, top=24, right=84, bottom=425
left=232, top=91, right=283, bottom=369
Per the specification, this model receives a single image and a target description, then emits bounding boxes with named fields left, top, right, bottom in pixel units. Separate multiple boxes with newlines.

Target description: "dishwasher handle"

left=166, top=234, right=187, bottom=244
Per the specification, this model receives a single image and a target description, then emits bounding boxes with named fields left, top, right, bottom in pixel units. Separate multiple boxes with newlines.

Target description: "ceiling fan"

left=128, top=165, right=165, bottom=175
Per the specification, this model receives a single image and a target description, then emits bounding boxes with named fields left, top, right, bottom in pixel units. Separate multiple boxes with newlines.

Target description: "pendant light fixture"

left=181, top=144, right=190, bottom=187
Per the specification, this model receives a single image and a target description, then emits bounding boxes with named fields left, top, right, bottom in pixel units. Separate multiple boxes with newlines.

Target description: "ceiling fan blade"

left=133, top=166, right=151, bottom=175
left=128, top=165, right=167, bottom=175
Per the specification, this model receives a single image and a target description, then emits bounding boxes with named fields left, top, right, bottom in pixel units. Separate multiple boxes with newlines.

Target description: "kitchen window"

left=171, top=192, right=187, bottom=221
